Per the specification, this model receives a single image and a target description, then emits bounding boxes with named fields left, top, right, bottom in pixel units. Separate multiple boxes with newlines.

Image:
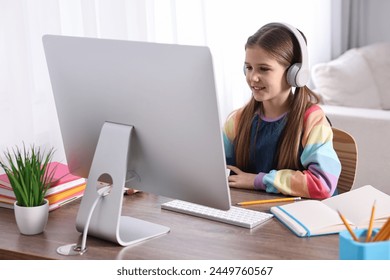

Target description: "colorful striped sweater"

left=223, top=105, right=341, bottom=199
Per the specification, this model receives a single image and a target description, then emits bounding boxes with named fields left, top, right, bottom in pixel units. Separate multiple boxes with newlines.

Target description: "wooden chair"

left=332, top=127, right=358, bottom=193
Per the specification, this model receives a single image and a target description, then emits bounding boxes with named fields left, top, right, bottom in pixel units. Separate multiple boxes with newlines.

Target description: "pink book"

left=0, top=162, right=86, bottom=195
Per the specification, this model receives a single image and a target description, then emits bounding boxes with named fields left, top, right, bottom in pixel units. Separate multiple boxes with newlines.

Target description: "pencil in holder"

left=339, top=229, right=390, bottom=260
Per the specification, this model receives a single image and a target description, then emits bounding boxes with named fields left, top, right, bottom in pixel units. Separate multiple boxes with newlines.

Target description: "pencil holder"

left=339, top=229, right=390, bottom=260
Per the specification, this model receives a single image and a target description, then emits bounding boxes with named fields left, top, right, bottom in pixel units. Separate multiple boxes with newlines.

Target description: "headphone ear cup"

left=287, top=63, right=310, bottom=87
left=286, top=63, right=300, bottom=87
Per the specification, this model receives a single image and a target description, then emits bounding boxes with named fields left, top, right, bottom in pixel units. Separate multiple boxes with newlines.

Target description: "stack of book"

left=0, top=162, right=86, bottom=211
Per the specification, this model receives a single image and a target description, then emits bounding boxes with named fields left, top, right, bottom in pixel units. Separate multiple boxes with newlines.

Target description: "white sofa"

left=311, top=43, right=390, bottom=194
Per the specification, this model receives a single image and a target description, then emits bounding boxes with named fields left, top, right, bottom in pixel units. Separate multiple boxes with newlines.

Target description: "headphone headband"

left=269, top=22, right=309, bottom=87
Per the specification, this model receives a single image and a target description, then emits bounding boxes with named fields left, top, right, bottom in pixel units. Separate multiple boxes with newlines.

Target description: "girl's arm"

left=255, top=105, right=342, bottom=199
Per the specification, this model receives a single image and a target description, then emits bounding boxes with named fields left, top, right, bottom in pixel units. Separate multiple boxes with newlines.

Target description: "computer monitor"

left=43, top=35, right=231, bottom=247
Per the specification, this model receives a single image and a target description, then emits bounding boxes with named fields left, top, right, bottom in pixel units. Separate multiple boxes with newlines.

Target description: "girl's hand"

left=226, top=165, right=257, bottom=190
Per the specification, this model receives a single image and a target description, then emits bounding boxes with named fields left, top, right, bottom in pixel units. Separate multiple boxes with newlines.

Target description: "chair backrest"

left=332, top=127, right=358, bottom=193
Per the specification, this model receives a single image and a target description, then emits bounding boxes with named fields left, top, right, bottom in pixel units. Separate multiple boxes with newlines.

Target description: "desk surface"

left=0, top=189, right=339, bottom=260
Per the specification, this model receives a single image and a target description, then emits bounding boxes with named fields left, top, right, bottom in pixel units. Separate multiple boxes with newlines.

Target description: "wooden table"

left=0, top=189, right=339, bottom=259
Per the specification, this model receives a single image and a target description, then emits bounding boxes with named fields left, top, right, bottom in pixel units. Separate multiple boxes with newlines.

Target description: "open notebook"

left=270, top=185, right=390, bottom=237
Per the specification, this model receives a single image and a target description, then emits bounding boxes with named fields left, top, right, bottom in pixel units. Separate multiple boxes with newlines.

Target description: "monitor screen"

left=43, top=35, right=232, bottom=246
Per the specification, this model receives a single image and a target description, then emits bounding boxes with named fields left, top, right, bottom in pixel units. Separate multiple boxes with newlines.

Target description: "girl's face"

left=244, top=46, right=291, bottom=105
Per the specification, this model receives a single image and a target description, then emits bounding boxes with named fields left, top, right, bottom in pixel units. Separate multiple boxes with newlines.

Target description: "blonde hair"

left=234, top=24, right=319, bottom=171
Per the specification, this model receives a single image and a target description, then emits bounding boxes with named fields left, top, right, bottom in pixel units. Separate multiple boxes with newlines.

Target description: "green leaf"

left=0, top=144, right=55, bottom=207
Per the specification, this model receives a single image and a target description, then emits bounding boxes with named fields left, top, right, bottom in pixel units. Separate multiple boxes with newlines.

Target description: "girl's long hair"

left=234, top=24, right=320, bottom=171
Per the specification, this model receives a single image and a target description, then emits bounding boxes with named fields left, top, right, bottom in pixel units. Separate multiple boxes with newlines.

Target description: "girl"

left=223, top=23, right=341, bottom=199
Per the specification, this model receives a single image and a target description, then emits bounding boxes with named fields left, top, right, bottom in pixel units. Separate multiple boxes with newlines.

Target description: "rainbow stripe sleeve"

left=261, top=105, right=341, bottom=198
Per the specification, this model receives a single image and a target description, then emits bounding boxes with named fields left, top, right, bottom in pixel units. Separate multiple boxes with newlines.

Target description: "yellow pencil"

left=365, top=201, right=376, bottom=242
left=380, top=226, right=390, bottom=241
left=337, top=210, right=359, bottom=242
left=373, top=218, right=389, bottom=241
left=236, top=197, right=301, bottom=206
left=383, top=227, right=390, bottom=241
left=373, top=217, right=390, bottom=241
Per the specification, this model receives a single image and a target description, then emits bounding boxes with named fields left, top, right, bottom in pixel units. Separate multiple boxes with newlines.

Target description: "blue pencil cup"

left=339, top=229, right=390, bottom=260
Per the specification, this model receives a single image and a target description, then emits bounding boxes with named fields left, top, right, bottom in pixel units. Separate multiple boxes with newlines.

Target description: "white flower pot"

left=14, top=199, right=49, bottom=235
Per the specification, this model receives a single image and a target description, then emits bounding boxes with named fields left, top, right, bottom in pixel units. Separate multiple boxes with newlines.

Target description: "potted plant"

left=0, top=144, right=55, bottom=235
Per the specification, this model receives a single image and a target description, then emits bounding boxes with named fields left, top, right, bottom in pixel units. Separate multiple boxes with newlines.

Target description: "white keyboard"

left=161, top=200, right=273, bottom=229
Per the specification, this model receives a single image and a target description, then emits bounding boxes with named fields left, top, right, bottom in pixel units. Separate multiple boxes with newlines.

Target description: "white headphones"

left=245, top=22, right=310, bottom=88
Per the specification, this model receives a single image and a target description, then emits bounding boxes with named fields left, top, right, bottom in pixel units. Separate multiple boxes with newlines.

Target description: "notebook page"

left=322, top=185, right=390, bottom=227
left=272, top=200, right=351, bottom=236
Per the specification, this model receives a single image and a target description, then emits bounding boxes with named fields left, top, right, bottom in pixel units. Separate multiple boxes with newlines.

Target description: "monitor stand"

left=57, top=122, right=170, bottom=256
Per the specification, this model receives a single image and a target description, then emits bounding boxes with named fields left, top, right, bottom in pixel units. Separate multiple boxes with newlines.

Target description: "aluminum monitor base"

left=74, top=122, right=169, bottom=248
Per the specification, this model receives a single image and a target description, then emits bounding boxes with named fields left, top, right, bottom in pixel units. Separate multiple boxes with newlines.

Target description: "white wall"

left=0, top=1, right=333, bottom=166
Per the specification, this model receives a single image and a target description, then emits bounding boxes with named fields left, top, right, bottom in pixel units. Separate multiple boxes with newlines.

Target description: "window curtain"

left=0, top=0, right=332, bottom=162
left=331, top=0, right=390, bottom=59
left=331, top=0, right=366, bottom=59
